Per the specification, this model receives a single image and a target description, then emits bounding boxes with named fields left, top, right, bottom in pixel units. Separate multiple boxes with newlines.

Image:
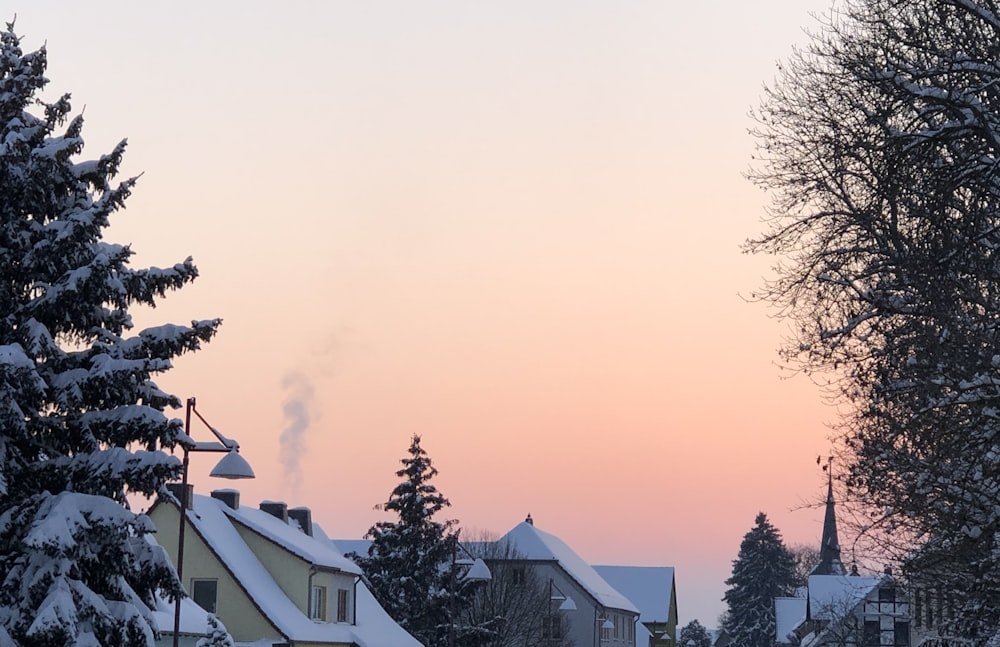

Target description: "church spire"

left=811, top=458, right=845, bottom=576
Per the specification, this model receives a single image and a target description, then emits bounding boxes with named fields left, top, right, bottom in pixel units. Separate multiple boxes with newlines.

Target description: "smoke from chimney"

left=280, top=371, right=315, bottom=494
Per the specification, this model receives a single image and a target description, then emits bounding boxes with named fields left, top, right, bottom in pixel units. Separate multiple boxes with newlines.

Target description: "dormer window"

left=310, top=585, right=327, bottom=621
left=337, top=588, right=350, bottom=623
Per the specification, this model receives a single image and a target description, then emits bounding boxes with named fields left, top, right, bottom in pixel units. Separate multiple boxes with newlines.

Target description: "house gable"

left=148, top=496, right=285, bottom=644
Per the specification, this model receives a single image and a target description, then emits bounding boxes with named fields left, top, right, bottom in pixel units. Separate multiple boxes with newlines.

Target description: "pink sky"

left=20, top=1, right=837, bottom=627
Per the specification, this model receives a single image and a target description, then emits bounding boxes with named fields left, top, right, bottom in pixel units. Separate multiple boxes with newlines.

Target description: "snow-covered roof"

left=329, top=537, right=373, bottom=560
left=807, top=574, right=883, bottom=621
left=220, top=501, right=360, bottom=575
left=592, top=565, right=674, bottom=623
left=183, top=494, right=419, bottom=646
left=150, top=594, right=210, bottom=637
left=637, top=621, right=654, bottom=645
left=499, top=522, right=638, bottom=613
left=774, top=597, right=807, bottom=645
left=354, top=577, right=429, bottom=647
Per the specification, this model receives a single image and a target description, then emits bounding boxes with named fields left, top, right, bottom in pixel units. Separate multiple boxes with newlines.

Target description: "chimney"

left=260, top=501, right=288, bottom=523
left=288, top=507, right=313, bottom=536
left=166, top=483, right=194, bottom=510
left=525, top=513, right=533, bottom=526
left=211, top=489, right=240, bottom=510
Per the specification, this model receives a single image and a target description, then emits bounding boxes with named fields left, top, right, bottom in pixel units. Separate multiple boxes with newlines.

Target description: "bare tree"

left=462, top=533, right=572, bottom=647
left=747, top=0, right=1000, bottom=639
left=789, top=544, right=821, bottom=589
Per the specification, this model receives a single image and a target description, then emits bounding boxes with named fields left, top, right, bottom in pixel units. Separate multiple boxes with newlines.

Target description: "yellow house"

left=149, top=487, right=422, bottom=647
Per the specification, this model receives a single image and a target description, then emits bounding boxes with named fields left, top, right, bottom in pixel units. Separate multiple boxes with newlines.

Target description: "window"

left=337, top=588, right=350, bottom=623
left=542, top=616, right=562, bottom=640
left=512, top=567, right=526, bottom=586
left=191, top=579, right=218, bottom=614
left=310, top=585, right=327, bottom=620
left=863, top=620, right=880, bottom=647
left=894, top=621, right=910, bottom=647
left=879, top=587, right=896, bottom=603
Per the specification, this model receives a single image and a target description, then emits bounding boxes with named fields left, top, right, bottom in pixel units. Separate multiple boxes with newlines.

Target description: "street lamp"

left=545, top=579, right=576, bottom=643
left=448, top=531, right=492, bottom=647
left=595, top=610, right=615, bottom=645
left=172, top=397, right=255, bottom=647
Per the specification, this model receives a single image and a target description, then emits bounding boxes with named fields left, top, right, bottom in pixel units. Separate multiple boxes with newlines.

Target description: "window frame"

left=191, top=578, right=218, bottom=614
left=310, top=584, right=327, bottom=621
left=337, top=588, right=350, bottom=623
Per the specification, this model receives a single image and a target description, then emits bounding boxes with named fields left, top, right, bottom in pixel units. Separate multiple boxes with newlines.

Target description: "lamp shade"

left=464, top=558, right=492, bottom=582
left=559, top=596, right=577, bottom=611
left=209, top=449, right=256, bottom=479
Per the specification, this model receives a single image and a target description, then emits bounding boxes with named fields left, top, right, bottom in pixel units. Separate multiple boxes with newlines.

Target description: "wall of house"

left=529, top=562, right=638, bottom=647
left=149, top=502, right=284, bottom=644
left=861, top=586, right=910, bottom=647
left=230, top=518, right=358, bottom=624
left=233, top=522, right=313, bottom=614
left=651, top=578, right=679, bottom=647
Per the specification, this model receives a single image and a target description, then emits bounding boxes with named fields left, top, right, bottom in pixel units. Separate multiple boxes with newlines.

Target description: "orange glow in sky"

left=20, top=1, right=837, bottom=626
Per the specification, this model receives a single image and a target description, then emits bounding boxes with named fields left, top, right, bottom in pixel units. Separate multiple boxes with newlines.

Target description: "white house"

left=497, top=516, right=641, bottom=647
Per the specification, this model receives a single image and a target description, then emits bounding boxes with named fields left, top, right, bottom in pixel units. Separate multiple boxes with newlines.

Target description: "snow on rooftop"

left=219, top=500, right=360, bottom=575
left=592, top=565, right=674, bottom=623
left=149, top=594, right=209, bottom=637
left=329, top=538, right=373, bottom=560
left=500, top=522, right=638, bottom=613
left=808, top=574, right=884, bottom=620
left=184, top=495, right=358, bottom=643
left=775, top=597, right=807, bottom=644
left=353, top=579, right=423, bottom=647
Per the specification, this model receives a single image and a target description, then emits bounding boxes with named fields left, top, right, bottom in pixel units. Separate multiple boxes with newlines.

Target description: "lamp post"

left=545, top=579, right=576, bottom=643
left=448, top=530, right=492, bottom=647
left=172, top=397, right=255, bottom=647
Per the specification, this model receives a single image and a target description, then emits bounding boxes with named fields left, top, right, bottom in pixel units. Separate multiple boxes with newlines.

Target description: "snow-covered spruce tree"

left=0, top=23, right=219, bottom=645
left=722, top=513, right=797, bottom=647
left=747, top=0, right=1000, bottom=638
left=352, top=435, right=461, bottom=647
left=679, top=619, right=713, bottom=647
left=196, top=615, right=234, bottom=647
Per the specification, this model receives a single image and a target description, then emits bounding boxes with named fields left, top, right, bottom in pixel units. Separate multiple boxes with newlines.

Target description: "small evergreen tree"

left=0, top=22, right=219, bottom=644
left=196, top=614, right=235, bottom=647
left=353, top=435, right=458, bottom=647
left=723, top=513, right=797, bottom=647
left=679, top=620, right=713, bottom=647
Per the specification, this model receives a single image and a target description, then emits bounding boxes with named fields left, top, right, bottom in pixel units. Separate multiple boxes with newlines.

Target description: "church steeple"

left=811, top=460, right=846, bottom=576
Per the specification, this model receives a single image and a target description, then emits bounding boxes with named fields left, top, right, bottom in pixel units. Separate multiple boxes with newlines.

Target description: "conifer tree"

left=679, top=619, right=713, bottom=647
left=722, top=513, right=797, bottom=647
left=196, top=615, right=235, bottom=647
left=0, top=23, right=219, bottom=644
left=353, top=435, right=458, bottom=646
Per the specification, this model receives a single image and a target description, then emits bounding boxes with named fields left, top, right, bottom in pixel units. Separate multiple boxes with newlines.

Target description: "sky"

left=14, top=0, right=838, bottom=628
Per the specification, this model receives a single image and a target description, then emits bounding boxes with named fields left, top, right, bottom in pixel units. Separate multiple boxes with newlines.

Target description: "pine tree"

left=196, top=614, right=235, bottom=647
left=679, top=619, right=713, bottom=647
left=352, top=435, right=458, bottom=647
left=722, top=513, right=797, bottom=647
left=0, top=23, right=219, bottom=645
